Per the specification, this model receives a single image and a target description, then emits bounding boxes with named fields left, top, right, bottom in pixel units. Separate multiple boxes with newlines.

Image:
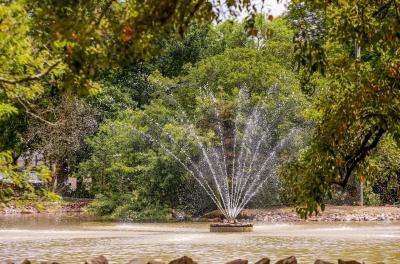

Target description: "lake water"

left=0, top=214, right=399, bottom=263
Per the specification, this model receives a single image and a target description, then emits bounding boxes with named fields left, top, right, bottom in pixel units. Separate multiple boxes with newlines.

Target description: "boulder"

left=314, top=260, right=334, bottom=264
left=21, top=260, right=31, bottom=264
left=225, top=259, right=248, bottom=264
left=148, top=261, right=166, bottom=264
left=338, top=260, right=363, bottom=264
left=168, top=256, right=197, bottom=264
left=126, top=259, right=147, bottom=264
left=5, top=261, right=15, bottom=264
left=255, top=257, right=270, bottom=264
left=275, top=256, right=297, bottom=264
left=40, top=262, right=60, bottom=264
left=85, top=255, right=108, bottom=264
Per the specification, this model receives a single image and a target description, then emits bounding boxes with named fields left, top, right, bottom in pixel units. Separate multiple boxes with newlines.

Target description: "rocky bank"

left=6, top=255, right=378, bottom=264
left=0, top=200, right=90, bottom=214
left=2, top=202, right=400, bottom=223
left=199, top=205, right=400, bottom=223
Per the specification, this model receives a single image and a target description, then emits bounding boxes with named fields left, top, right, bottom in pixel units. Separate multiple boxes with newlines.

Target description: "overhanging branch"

left=0, top=59, right=61, bottom=84
left=16, top=97, right=59, bottom=126
left=340, top=127, right=386, bottom=187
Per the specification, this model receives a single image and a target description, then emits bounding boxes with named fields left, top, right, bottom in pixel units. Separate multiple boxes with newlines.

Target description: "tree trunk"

left=52, top=162, right=58, bottom=192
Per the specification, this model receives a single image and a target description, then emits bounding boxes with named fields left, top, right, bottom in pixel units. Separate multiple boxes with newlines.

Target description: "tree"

left=152, top=24, right=217, bottom=78
left=0, top=3, right=59, bottom=202
left=283, top=0, right=400, bottom=217
left=22, top=93, right=99, bottom=193
left=363, top=136, right=400, bottom=205
left=77, top=106, right=200, bottom=220
left=0, top=0, right=264, bottom=204
left=1, top=0, right=263, bottom=92
left=79, top=22, right=310, bottom=217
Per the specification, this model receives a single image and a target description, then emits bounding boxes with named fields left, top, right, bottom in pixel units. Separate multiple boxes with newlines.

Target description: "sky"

left=218, top=0, right=289, bottom=21
left=258, top=0, right=289, bottom=16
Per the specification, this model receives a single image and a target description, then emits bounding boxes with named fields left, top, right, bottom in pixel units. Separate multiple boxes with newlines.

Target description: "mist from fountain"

left=138, top=87, right=302, bottom=222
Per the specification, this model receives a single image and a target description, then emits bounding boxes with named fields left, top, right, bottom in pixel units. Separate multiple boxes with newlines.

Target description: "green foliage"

left=214, top=20, right=251, bottom=49
left=7, top=0, right=399, bottom=221
left=153, top=24, right=217, bottom=78
left=93, top=63, right=153, bottom=110
left=363, top=184, right=381, bottom=206
left=363, top=136, right=400, bottom=204
left=1, top=0, right=259, bottom=202
left=260, top=17, right=295, bottom=68
left=284, top=0, right=400, bottom=218
left=0, top=151, right=58, bottom=206
left=79, top=25, right=308, bottom=218
left=0, top=0, right=284, bottom=209
left=77, top=107, right=191, bottom=219
left=182, top=47, right=298, bottom=95
left=0, top=2, right=66, bottom=203
left=20, top=93, right=99, bottom=192
left=87, top=194, right=172, bottom=221
left=25, top=0, right=220, bottom=91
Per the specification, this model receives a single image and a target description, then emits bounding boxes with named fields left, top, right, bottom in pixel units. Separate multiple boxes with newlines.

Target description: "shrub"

left=87, top=193, right=172, bottom=221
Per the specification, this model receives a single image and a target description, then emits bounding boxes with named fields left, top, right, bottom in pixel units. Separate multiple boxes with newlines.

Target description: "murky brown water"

left=0, top=214, right=399, bottom=263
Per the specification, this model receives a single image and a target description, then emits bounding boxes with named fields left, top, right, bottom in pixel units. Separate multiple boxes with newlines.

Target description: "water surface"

left=0, top=215, right=399, bottom=263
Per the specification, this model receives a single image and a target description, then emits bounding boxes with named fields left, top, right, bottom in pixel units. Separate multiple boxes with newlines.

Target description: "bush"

left=87, top=193, right=172, bottom=221
left=363, top=184, right=382, bottom=206
left=112, top=204, right=171, bottom=222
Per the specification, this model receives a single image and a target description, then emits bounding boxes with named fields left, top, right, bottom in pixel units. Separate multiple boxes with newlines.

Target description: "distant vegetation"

left=0, top=0, right=399, bottom=220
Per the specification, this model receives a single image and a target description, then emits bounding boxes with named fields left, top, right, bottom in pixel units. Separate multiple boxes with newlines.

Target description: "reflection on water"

left=0, top=214, right=399, bottom=263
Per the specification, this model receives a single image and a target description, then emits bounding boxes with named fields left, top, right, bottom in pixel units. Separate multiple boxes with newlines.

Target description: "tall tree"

left=0, top=0, right=264, bottom=203
left=284, top=0, right=400, bottom=217
left=22, top=94, right=99, bottom=192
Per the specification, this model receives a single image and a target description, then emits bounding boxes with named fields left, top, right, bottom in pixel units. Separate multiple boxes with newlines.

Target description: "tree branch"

left=94, top=0, right=115, bottom=28
left=0, top=59, right=61, bottom=84
left=373, top=0, right=394, bottom=19
left=340, top=127, right=386, bottom=187
left=16, top=97, right=59, bottom=126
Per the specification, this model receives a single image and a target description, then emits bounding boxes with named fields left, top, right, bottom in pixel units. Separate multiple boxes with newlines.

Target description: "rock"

left=225, top=259, right=248, bottom=264
left=314, top=260, right=334, bottom=264
left=21, top=260, right=31, bottom=264
left=85, top=255, right=108, bottom=264
left=40, top=262, right=60, bottom=264
left=126, top=259, right=146, bottom=264
left=148, top=261, right=166, bottom=264
left=338, top=260, right=363, bottom=264
left=168, top=256, right=197, bottom=264
left=255, top=257, right=270, bottom=264
left=5, top=260, right=15, bottom=264
left=275, top=256, right=297, bottom=264
left=172, top=210, right=188, bottom=221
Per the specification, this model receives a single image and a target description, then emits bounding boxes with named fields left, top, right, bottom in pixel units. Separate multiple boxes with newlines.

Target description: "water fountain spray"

left=136, top=87, right=303, bottom=230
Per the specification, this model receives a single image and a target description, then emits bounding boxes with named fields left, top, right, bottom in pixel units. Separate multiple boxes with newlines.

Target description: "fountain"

left=139, top=87, right=301, bottom=232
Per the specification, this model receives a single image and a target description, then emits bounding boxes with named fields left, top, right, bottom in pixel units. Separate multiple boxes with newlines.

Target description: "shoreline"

left=2, top=202, right=400, bottom=223
left=198, top=205, right=400, bottom=223
left=0, top=200, right=90, bottom=214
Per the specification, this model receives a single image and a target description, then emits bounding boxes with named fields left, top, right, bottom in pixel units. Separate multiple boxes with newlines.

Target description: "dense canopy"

left=0, top=0, right=399, bottom=219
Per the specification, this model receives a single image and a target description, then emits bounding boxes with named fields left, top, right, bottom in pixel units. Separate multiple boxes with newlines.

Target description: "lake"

left=0, top=214, right=399, bottom=263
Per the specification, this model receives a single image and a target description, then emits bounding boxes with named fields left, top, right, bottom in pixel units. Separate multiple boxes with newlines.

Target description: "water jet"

left=140, top=88, right=302, bottom=231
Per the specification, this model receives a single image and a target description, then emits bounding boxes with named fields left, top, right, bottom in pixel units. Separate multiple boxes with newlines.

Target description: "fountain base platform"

left=209, top=223, right=253, bottom=232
